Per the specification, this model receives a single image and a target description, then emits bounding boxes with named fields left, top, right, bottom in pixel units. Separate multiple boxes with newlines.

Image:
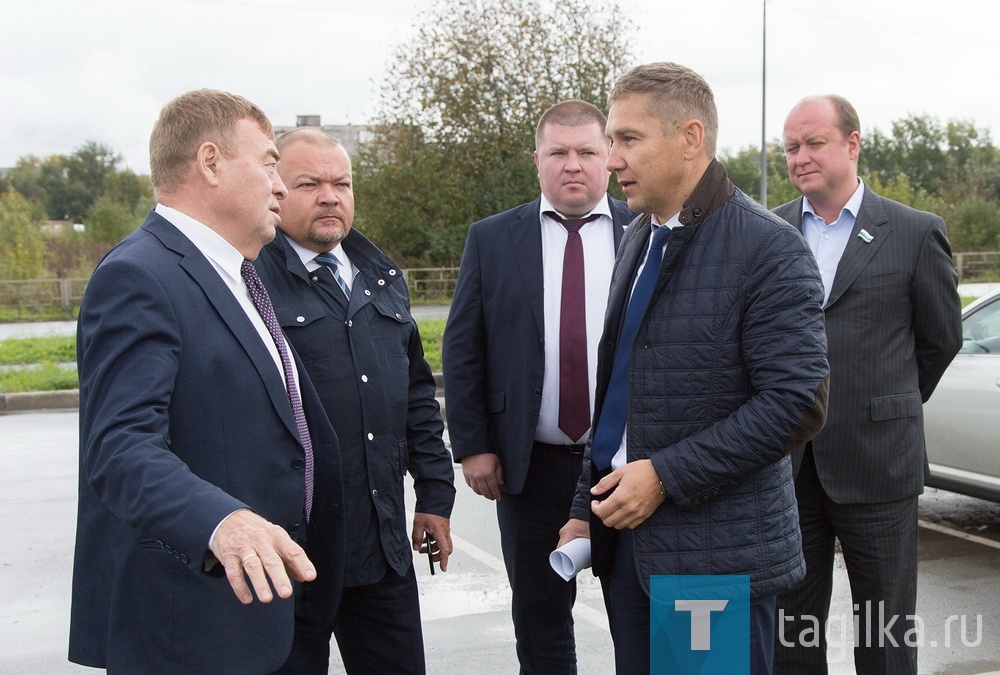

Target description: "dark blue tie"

left=314, top=252, right=352, bottom=299
left=589, top=225, right=672, bottom=471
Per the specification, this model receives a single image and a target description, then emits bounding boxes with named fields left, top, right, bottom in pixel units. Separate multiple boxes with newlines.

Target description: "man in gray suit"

left=773, top=95, right=963, bottom=674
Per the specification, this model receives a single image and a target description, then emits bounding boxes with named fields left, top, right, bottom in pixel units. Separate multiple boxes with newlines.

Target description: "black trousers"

left=774, top=446, right=919, bottom=675
left=496, top=444, right=584, bottom=675
left=609, top=528, right=777, bottom=674
left=274, top=564, right=425, bottom=675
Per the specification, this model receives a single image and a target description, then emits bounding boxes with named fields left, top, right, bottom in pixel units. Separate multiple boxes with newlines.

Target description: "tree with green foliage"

left=5, top=141, right=151, bottom=228
left=720, top=142, right=797, bottom=208
left=724, top=114, right=1000, bottom=253
left=85, top=195, right=140, bottom=245
left=356, top=0, right=634, bottom=266
left=861, top=116, right=999, bottom=202
left=0, top=188, right=46, bottom=279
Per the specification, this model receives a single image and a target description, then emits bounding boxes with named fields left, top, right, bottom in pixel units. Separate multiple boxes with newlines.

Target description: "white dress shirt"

left=535, top=195, right=617, bottom=445
left=155, top=204, right=301, bottom=391
left=289, top=237, right=358, bottom=293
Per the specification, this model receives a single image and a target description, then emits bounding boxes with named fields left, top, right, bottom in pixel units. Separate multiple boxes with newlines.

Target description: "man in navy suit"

left=773, top=95, right=962, bottom=674
left=69, top=89, right=345, bottom=674
left=443, top=99, right=633, bottom=674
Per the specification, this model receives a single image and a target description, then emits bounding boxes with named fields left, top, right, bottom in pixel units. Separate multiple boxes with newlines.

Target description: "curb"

left=1, top=389, right=79, bottom=414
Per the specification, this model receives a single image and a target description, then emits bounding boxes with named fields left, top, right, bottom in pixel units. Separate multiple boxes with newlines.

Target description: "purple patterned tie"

left=546, top=211, right=600, bottom=442
left=241, top=259, right=314, bottom=521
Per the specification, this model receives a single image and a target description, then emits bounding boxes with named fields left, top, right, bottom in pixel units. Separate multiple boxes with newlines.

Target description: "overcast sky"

left=3, top=0, right=998, bottom=174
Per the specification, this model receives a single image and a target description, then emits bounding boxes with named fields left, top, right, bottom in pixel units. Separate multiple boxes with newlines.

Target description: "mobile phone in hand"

left=423, top=531, right=437, bottom=575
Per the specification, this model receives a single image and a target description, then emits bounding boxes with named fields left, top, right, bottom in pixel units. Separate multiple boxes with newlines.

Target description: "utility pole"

left=759, top=0, right=768, bottom=207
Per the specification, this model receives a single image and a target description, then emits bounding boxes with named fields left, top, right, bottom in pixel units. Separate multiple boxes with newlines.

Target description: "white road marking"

left=919, top=519, right=1000, bottom=551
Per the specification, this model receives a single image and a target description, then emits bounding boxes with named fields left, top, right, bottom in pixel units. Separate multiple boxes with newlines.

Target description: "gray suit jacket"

left=774, top=186, right=962, bottom=503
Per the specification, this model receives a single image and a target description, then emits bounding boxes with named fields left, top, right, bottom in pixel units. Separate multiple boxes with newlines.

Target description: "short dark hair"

left=535, top=100, right=608, bottom=148
left=275, top=126, right=344, bottom=154
left=609, top=62, right=718, bottom=156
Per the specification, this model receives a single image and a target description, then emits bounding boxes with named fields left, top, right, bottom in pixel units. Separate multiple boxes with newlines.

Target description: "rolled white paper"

left=548, top=537, right=592, bottom=581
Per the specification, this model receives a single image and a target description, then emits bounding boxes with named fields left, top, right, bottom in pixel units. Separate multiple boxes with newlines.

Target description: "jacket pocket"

left=487, top=391, right=505, bottom=414
left=398, top=438, right=409, bottom=475
left=869, top=392, right=922, bottom=421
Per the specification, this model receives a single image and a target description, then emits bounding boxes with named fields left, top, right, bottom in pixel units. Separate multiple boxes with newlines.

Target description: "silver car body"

left=924, top=290, right=1000, bottom=501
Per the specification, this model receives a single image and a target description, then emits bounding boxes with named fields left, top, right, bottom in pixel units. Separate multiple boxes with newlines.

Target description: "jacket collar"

left=678, top=159, right=735, bottom=226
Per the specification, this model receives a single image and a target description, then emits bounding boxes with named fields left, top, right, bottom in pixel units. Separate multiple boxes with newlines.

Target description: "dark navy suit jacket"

left=443, top=196, right=634, bottom=494
left=69, top=210, right=345, bottom=674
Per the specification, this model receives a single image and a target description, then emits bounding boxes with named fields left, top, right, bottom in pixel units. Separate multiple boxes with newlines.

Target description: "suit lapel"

left=826, top=187, right=892, bottom=308
left=609, top=197, right=633, bottom=250
left=605, top=215, right=652, bottom=353
left=144, top=215, right=301, bottom=441
left=508, top=201, right=546, bottom=338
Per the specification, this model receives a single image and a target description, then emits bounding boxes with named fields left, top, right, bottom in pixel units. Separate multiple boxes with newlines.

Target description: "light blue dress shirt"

left=801, top=180, right=865, bottom=307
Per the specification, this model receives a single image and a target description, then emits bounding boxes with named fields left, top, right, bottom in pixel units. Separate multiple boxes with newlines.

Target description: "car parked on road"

left=924, top=289, right=1000, bottom=502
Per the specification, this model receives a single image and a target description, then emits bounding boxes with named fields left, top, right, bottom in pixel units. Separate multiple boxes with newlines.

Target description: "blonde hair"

left=609, top=62, right=718, bottom=156
left=149, top=89, right=273, bottom=195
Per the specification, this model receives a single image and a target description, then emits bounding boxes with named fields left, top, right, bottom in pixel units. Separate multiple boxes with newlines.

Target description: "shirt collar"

left=284, top=234, right=349, bottom=271
left=539, top=193, right=612, bottom=221
left=154, top=203, right=245, bottom=282
left=802, top=178, right=865, bottom=224
left=651, top=212, right=682, bottom=230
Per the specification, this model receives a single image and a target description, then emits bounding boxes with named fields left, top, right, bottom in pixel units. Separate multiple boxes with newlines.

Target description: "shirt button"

left=367, top=433, right=374, bottom=441
left=361, top=374, right=368, bottom=382
left=296, top=316, right=305, bottom=323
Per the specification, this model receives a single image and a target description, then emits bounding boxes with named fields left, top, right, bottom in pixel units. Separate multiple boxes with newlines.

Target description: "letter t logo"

left=674, top=600, right=729, bottom=650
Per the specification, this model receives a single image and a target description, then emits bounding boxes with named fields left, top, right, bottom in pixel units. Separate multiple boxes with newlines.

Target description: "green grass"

left=0, top=307, right=78, bottom=322
left=0, top=319, right=448, bottom=394
left=0, top=336, right=76, bottom=365
left=0, top=362, right=78, bottom=395
left=417, top=318, right=445, bottom=372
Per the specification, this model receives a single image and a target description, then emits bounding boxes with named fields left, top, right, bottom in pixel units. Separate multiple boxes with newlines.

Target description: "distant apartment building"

left=274, top=115, right=371, bottom=158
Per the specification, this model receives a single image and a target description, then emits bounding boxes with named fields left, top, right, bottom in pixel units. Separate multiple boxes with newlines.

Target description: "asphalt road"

left=2, top=410, right=999, bottom=674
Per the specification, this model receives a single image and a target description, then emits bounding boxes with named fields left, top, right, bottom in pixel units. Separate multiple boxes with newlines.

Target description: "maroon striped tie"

left=546, top=211, right=600, bottom=442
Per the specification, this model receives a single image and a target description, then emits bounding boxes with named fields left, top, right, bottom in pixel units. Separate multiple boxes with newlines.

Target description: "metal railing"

left=0, top=268, right=463, bottom=317
left=1, top=254, right=997, bottom=317
left=0, top=278, right=90, bottom=318
left=953, top=252, right=1000, bottom=282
